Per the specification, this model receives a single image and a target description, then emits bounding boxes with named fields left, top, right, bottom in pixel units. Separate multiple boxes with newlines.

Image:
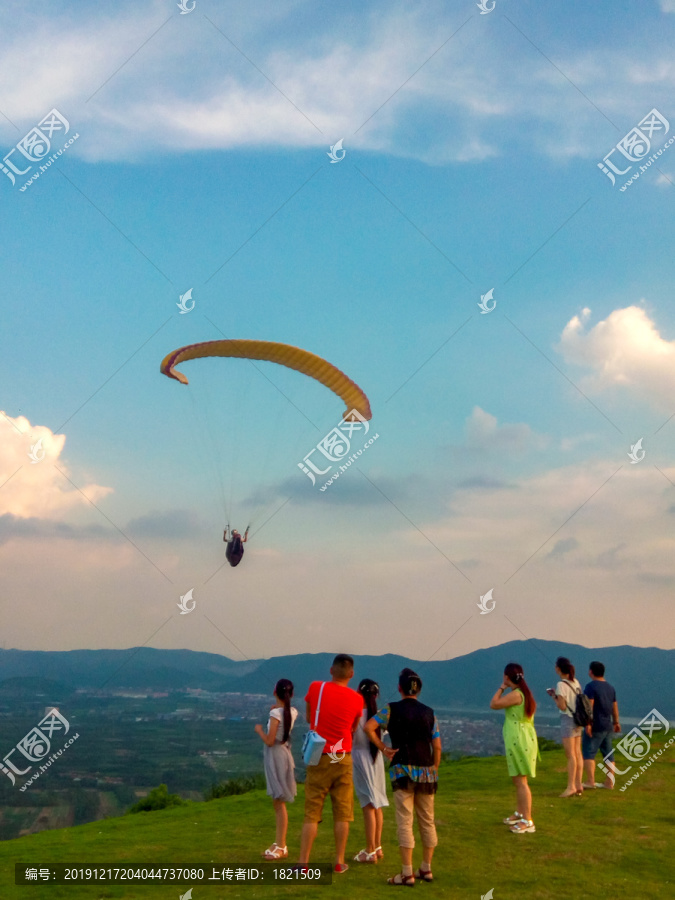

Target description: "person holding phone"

left=548, top=657, right=584, bottom=797
left=490, top=663, right=538, bottom=834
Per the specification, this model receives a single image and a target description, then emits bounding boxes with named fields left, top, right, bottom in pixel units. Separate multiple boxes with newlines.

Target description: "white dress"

left=352, top=710, right=389, bottom=809
left=263, top=707, right=298, bottom=803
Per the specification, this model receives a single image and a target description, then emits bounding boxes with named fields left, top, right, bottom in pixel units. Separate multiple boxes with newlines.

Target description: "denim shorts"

left=582, top=730, right=614, bottom=761
left=560, top=714, right=582, bottom=739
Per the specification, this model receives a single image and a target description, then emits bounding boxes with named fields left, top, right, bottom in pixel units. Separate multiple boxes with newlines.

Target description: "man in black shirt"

left=582, top=661, right=621, bottom=789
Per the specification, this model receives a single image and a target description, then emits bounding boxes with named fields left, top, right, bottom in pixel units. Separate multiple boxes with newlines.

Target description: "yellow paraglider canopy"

left=160, top=339, right=372, bottom=421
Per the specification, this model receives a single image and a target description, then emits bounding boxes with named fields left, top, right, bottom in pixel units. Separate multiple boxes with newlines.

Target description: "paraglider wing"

left=160, top=339, right=372, bottom=421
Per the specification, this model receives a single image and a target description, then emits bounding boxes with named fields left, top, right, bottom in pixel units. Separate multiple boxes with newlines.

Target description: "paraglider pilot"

left=223, top=527, right=249, bottom=567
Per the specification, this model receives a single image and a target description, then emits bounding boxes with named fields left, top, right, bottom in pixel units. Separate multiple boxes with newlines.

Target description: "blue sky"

left=1, top=0, right=674, bottom=662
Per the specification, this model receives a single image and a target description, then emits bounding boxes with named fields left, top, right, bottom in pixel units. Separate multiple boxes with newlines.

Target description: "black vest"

left=387, top=698, right=435, bottom=767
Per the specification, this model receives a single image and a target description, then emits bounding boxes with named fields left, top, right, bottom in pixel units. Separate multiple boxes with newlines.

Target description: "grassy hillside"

left=1, top=745, right=673, bottom=899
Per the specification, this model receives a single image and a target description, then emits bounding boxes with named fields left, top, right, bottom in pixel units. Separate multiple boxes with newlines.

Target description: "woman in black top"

left=365, top=668, right=441, bottom=886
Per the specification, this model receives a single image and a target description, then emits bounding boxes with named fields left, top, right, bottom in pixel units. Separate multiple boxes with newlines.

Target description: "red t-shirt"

left=305, top=681, right=363, bottom=754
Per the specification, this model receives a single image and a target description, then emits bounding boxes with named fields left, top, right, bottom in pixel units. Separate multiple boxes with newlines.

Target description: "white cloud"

left=0, top=3, right=673, bottom=163
left=463, top=406, right=548, bottom=453
left=0, top=411, right=111, bottom=519
left=660, top=0, right=675, bottom=13
left=428, top=457, right=675, bottom=588
left=557, top=306, right=675, bottom=409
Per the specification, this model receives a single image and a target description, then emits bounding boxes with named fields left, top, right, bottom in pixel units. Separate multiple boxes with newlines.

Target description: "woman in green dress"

left=490, top=663, right=538, bottom=834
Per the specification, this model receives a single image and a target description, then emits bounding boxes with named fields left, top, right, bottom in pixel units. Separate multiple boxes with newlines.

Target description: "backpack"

left=563, top=680, right=593, bottom=728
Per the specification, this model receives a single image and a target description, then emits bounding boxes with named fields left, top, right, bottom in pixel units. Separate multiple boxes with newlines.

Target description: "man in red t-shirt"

left=298, top=654, right=363, bottom=872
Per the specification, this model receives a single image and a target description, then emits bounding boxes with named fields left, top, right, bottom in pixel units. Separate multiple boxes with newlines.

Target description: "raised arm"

left=490, top=685, right=523, bottom=710
left=254, top=716, right=279, bottom=747
left=553, top=683, right=569, bottom=712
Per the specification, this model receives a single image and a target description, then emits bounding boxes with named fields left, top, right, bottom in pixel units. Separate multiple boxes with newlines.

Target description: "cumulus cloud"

left=450, top=407, right=548, bottom=457
left=429, top=458, right=675, bottom=583
left=557, top=306, right=675, bottom=409
left=0, top=411, right=112, bottom=519
left=0, top=3, right=673, bottom=163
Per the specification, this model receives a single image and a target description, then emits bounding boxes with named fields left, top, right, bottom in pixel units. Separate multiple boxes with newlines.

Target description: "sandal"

left=414, top=868, right=433, bottom=882
left=510, top=819, right=536, bottom=834
left=334, top=863, right=349, bottom=874
left=503, top=811, right=524, bottom=825
left=388, top=873, right=415, bottom=886
left=263, top=843, right=288, bottom=859
left=375, top=846, right=384, bottom=859
left=354, top=849, right=378, bottom=863
left=559, top=789, right=577, bottom=798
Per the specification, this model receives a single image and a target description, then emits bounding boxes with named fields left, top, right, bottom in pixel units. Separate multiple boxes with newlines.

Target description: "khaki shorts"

left=303, top=754, right=354, bottom=823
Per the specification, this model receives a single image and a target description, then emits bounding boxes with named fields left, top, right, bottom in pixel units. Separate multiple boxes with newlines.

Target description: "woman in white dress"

left=352, top=678, right=389, bottom=864
left=254, top=679, right=298, bottom=859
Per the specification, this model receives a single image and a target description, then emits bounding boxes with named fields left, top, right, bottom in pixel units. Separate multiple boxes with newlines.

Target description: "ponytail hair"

left=556, top=656, right=576, bottom=681
left=504, top=662, right=536, bottom=719
left=399, top=668, right=422, bottom=696
left=274, top=679, right=294, bottom=744
left=358, top=678, right=381, bottom=762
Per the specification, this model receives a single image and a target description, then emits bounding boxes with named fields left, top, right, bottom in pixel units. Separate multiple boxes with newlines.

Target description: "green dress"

left=503, top=690, right=538, bottom=777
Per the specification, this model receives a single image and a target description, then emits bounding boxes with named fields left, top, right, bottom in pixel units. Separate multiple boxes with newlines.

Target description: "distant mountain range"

left=1, top=641, right=672, bottom=720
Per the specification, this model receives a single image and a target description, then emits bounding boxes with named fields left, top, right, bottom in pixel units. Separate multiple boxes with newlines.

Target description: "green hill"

left=1, top=745, right=673, bottom=899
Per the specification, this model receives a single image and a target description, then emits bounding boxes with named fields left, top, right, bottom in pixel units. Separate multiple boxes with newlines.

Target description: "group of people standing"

left=253, top=652, right=620, bottom=884
left=490, top=655, right=621, bottom=835
left=254, top=654, right=439, bottom=885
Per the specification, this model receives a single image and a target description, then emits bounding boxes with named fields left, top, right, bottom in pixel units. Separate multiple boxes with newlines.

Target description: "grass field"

left=1, top=744, right=673, bottom=899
